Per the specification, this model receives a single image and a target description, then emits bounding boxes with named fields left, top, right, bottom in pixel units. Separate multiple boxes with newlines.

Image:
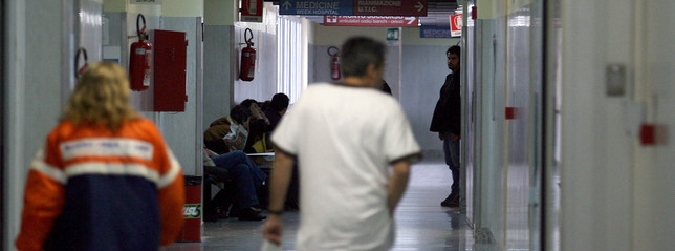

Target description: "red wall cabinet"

left=150, top=29, right=188, bottom=112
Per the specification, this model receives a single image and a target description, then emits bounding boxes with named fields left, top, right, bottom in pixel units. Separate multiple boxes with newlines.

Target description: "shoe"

left=238, top=207, right=267, bottom=221
left=440, top=194, right=459, bottom=208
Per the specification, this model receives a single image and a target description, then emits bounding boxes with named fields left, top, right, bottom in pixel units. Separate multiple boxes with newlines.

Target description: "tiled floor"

left=167, top=162, right=476, bottom=251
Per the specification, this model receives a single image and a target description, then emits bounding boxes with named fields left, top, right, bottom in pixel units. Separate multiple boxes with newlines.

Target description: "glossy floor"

left=167, top=162, right=476, bottom=251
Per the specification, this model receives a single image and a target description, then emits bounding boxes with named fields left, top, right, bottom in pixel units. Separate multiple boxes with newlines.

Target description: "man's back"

left=272, top=83, right=420, bottom=250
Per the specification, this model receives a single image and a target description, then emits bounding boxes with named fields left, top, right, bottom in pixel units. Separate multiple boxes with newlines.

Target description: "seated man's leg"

left=217, top=163, right=266, bottom=221
left=212, top=150, right=267, bottom=188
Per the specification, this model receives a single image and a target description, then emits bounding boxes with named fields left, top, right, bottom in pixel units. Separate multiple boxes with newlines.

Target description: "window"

left=276, top=16, right=305, bottom=103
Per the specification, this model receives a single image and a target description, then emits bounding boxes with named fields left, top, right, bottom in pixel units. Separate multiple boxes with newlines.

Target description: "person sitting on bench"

left=203, top=105, right=267, bottom=221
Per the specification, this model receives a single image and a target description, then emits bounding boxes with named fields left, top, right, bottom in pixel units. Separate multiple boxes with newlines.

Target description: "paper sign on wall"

left=451, top=14, right=462, bottom=37
left=241, top=0, right=264, bottom=22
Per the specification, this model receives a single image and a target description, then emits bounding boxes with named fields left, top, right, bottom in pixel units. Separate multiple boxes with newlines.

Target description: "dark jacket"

left=430, top=72, right=461, bottom=135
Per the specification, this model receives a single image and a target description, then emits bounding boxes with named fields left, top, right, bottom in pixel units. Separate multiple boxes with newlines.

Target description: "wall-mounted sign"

left=386, top=27, right=400, bottom=46
left=451, top=14, right=462, bottom=37
left=279, top=0, right=428, bottom=17
left=241, top=0, right=263, bottom=22
left=352, top=0, right=427, bottom=16
left=279, top=0, right=353, bottom=16
left=419, top=25, right=452, bottom=38
left=323, top=16, right=418, bottom=27
left=130, top=0, right=161, bottom=4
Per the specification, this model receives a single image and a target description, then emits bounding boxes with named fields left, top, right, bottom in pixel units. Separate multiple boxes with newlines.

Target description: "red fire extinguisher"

left=129, top=14, right=152, bottom=91
left=328, top=46, right=341, bottom=80
left=240, top=28, right=256, bottom=82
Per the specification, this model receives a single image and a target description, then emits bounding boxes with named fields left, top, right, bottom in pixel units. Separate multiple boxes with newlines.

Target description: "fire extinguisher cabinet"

left=149, top=29, right=188, bottom=112
left=177, top=175, right=202, bottom=243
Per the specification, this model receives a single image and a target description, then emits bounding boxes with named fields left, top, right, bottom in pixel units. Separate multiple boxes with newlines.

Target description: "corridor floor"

left=167, top=162, right=476, bottom=251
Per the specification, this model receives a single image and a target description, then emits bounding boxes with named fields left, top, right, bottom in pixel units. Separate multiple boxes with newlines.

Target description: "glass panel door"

left=543, top=0, right=562, bottom=250
left=1, top=0, right=5, bottom=247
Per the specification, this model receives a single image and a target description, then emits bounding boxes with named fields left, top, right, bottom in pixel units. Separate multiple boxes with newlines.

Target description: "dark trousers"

left=443, top=131, right=460, bottom=198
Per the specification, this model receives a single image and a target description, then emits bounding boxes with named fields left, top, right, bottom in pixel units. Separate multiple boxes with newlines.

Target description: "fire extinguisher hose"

left=328, top=46, right=339, bottom=59
left=74, top=47, right=88, bottom=77
left=244, top=28, right=254, bottom=47
left=136, top=14, right=147, bottom=41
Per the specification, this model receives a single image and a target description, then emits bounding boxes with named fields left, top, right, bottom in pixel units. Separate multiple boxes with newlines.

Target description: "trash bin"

left=176, top=175, right=202, bottom=243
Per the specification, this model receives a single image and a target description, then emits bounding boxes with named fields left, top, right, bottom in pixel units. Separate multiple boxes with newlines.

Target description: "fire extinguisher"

left=328, top=46, right=341, bottom=80
left=239, top=28, right=256, bottom=82
left=129, top=14, right=152, bottom=91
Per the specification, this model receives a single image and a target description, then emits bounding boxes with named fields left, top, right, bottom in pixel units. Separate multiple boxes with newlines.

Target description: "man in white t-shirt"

left=262, top=37, right=421, bottom=251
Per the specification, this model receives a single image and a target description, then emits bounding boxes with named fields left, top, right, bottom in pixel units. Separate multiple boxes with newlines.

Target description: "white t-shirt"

left=272, top=83, right=421, bottom=251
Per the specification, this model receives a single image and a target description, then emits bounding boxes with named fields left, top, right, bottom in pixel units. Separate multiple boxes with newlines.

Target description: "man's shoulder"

left=210, top=116, right=231, bottom=127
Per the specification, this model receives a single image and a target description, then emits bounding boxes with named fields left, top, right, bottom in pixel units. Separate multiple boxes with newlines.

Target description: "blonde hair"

left=61, top=62, right=139, bottom=130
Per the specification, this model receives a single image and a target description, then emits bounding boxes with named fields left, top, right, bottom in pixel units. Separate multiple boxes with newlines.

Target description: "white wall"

left=560, top=0, right=634, bottom=250
left=5, top=0, right=72, bottom=250
left=635, top=1, right=675, bottom=250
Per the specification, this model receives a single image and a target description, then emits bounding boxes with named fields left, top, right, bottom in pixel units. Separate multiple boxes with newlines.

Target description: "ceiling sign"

left=279, top=0, right=353, bottom=16
left=324, top=16, right=419, bottom=27
left=352, top=0, right=427, bottom=16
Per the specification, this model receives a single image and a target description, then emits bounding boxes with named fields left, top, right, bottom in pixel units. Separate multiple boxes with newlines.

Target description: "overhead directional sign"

left=419, top=25, right=452, bottom=38
left=353, top=0, right=427, bottom=16
left=324, top=16, right=419, bottom=27
left=279, top=0, right=353, bottom=16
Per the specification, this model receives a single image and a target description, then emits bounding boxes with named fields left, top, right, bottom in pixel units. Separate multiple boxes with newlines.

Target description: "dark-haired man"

left=430, top=45, right=462, bottom=208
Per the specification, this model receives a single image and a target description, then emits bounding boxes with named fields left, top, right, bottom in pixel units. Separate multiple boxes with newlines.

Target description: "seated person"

left=203, top=105, right=268, bottom=221
left=204, top=105, right=250, bottom=154
left=203, top=148, right=267, bottom=221
left=239, top=99, right=273, bottom=153
left=263, top=92, right=290, bottom=131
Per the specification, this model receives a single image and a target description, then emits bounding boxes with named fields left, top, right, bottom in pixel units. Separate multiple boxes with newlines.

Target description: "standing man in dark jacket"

left=430, top=45, right=461, bottom=208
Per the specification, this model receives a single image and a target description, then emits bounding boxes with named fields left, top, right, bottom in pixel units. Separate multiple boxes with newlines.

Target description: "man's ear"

left=366, top=63, right=378, bottom=81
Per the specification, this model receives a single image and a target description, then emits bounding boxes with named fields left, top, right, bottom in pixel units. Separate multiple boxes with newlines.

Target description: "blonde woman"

left=15, top=62, right=185, bottom=251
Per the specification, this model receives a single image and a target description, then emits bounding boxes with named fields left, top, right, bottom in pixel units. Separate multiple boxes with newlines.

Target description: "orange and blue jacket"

left=15, top=119, right=185, bottom=251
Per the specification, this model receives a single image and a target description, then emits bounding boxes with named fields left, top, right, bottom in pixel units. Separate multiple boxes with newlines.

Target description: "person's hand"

left=252, top=104, right=266, bottom=120
left=438, top=132, right=444, bottom=140
left=451, top=133, right=460, bottom=142
left=262, top=215, right=284, bottom=245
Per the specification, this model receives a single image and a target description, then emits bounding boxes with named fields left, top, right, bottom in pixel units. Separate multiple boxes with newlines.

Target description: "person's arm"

left=157, top=164, right=184, bottom=247
left=387, top=159, right=411, bottom=215
left=16, top=167, right=65, bottom=251
left=15, top=142, right=66, bottom=251
left=262, top=150, right=294, bottom=245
